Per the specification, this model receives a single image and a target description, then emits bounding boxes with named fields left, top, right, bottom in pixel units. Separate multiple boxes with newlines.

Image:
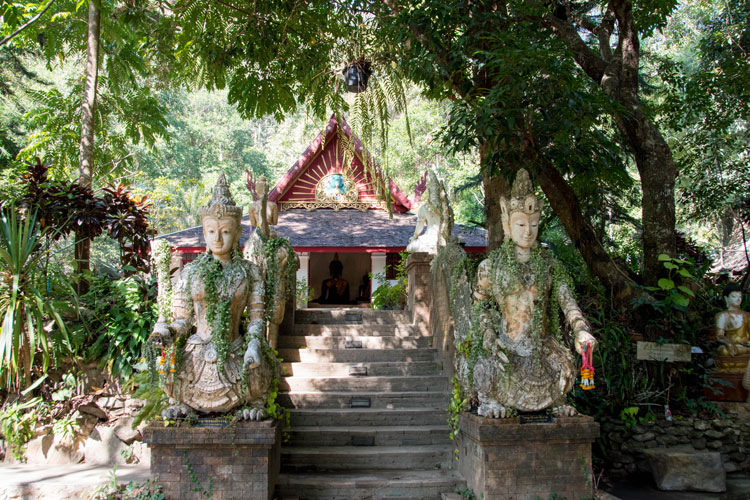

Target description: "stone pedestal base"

left=457, top=413, right=599, bottom=499
left=705, top=371, right=748, bottom=401
left=143, top=420, right=280, bottom=500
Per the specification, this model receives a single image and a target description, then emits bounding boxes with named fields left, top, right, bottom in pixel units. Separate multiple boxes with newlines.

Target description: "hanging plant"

left=342, top=59, right=372, bottom=93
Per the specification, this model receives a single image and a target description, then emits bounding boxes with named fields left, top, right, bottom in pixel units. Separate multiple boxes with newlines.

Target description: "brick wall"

left=457, top=414, right=599, bottom=499
left=143, top=420, right=280, bottom=500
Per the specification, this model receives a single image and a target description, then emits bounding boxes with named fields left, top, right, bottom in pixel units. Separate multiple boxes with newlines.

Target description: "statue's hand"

left=244, top=339, right=262, bottom=370
left=149, top=323, right=173, bottom=348
left=728, top=342, right=739, bottom=356
left=574, top=330, right=597, bottom=355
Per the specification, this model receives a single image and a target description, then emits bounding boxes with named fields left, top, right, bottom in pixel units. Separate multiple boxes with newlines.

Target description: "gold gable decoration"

left=279, top=173, right=382, bottom=212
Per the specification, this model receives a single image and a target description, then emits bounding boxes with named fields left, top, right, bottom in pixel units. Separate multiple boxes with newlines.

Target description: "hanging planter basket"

left=342, top=60, right=372, bottom=93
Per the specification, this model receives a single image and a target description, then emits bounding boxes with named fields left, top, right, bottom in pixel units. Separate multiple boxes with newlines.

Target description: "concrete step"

left=289, top=408, right=449, bottom=427
left=287, top=425, right=452, bottom=447
left=295, top=308, right=411, bottom=325
left=281, top=376, right=449, bottom=393
left=279, top=391, right=450, bottom=409
left=291, top=323, right=422, bottom=337
left=278, top=348, right=437, bottom=363
left=281, top=361, right=441, bottom=377
left=276, top=470, right=465, bottom=500
left=279, top=335, right=431, bottom=349
left=281, top=445, right=453, bottom=472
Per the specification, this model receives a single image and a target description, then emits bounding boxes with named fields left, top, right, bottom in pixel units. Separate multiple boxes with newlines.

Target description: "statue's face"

left=509, top=211, right=539, bottom=250
left=203, top=216, right=238, bottom=258
left=257, top=177, right=268, bottom=197
left=726, top=291, right=743, bottom=309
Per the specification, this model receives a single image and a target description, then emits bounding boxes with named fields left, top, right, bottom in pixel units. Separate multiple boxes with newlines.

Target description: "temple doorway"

left=307, top=252, right=371, bottom=306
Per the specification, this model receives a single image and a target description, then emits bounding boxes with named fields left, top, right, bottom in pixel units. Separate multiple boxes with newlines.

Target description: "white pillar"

left=371, top=252, right=387, bottom=294
left=296, top=252, right=310, bottom=307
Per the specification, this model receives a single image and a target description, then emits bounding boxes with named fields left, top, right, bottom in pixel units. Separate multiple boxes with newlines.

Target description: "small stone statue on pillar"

left=407, top=170, right=453, bottom=255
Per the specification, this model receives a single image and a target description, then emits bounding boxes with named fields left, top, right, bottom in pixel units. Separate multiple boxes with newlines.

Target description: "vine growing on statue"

left=261, top=237, right=296, bottom=324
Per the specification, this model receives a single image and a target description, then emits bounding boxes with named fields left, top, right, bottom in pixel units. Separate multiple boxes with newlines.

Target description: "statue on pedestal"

left=149, top=174, right=275, bottom=420
left=713, top=283, right=750, bottom=397
left=243, top=175, right=297, bottom=349
left=463, top=169, right=596, bottom=417
left=715, top=283, right=750, bottom=357
left=407, top=170, right=444, bottom=255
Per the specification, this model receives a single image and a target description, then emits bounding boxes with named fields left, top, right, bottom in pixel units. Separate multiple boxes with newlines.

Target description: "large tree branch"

left=0, top=0, right=58, bottom=47
left=535, top=162, right=641, bottom=302
left=542, top=14, right=608, bottom=84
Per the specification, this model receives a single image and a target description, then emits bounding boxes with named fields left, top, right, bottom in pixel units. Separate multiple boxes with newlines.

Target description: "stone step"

left=276, top=470, right=465, bottom=500
left=278, top=391, right=450, bottom=409
left=279, top=335, right=431, bottom=350
left=289, top=408, right=449, bottom=427
left=287, top=425, right=452, bottom=447
left=295, top=308, right=410, bottom=325
left=291, top=323, right=422, bottom=337
left=277, top=348, right=437, bottom=363
left=281, top=376, right=448, bottom=393
left=280, top=445, right=453, bottom=472
left=281, top=361, right=441, bottom=377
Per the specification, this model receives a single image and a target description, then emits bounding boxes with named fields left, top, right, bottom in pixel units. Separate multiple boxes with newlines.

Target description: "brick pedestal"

left=405, top=252, right=433, bottom=337
left=143, top=420, right=280, bottom=500
left=457, top=414, right=599, bottom=499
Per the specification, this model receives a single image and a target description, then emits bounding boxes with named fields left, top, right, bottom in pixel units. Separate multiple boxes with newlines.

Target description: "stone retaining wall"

left=600, top=416, right=750, bottom=474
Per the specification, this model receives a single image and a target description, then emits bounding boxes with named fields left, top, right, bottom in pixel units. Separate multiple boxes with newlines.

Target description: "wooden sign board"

left=636, top=341, right=691, bottom=362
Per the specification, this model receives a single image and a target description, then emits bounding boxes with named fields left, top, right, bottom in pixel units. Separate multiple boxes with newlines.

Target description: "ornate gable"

left=269, top=115, right=412, bottom=213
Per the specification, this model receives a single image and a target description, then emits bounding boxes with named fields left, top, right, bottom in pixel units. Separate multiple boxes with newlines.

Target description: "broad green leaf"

left=658, top=278, right=675, bottom=290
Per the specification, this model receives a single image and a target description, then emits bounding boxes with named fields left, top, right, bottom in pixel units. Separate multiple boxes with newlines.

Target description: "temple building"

left=161, top=115, right=487, bottom=305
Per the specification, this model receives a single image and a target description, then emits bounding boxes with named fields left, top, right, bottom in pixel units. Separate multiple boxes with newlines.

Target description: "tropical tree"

left=0, top=208, right=72, bottom=391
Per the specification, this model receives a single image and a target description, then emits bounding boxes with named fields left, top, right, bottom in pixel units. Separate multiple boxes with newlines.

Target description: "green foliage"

left=79, top=273, right=157, bottom=380
left=370, top=273, right=407, bottom=310
left=619, top=407, right=639, bottom=430
left=184, top=453, right=213, bottom=499
left=51, top=414, right=79, bottom=441
left=262, top=236, right=297, bottom=323
left=90, top=466, right=166, bottom=500
left=448, top=376, right=468, bottom=442
left=189, top=252, right=238, bottom=371
left=0, top=207, right=74, bottom=391
left=0, top=396, right=41, bottom=461
left=371, top=250, right=408, bottom=310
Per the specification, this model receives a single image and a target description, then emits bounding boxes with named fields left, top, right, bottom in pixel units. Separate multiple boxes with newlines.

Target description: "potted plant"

left=342, top=58, right=372, bottom=93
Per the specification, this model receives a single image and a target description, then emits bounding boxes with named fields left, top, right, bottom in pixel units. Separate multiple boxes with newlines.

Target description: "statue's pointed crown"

left=199, top=173, right=243, bottom=221
left=506, top=168, right=543, bottom=215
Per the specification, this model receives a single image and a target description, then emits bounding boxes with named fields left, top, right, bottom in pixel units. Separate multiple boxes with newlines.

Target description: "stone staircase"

left=275, top=308, right=464, bottom=500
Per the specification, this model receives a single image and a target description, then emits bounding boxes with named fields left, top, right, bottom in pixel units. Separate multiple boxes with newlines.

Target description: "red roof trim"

left=177, top=246, right=407, bottom=254
left=267, top=114, right=412, bottom=211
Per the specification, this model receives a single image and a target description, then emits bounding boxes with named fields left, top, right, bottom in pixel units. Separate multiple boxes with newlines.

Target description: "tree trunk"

left=480, top=140, right=508, bottom=251
left=614, top=105, right=677, bottom=283
left=75, top=0, right=100, bottom=292
left=536, top=164, right=642, bottom=302
left=543, top=0, right=678, bottom=286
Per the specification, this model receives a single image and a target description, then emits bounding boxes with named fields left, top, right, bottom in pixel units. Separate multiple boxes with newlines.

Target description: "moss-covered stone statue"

left=243, top=175, right=297, bottom=349
left=457, top=169, right=596, bottom=418
left=149, top=174, right=276, bottom=420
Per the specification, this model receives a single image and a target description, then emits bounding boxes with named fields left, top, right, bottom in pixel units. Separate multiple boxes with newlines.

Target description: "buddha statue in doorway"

left=149, top=174, right=276, bottom=420
left=314, top=254, right=351, bottom=304
left=466, top=169, right=597, bottom=417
